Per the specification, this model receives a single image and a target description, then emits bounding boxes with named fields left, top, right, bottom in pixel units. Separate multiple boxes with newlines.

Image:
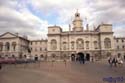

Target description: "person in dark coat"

left=111, top=57, right=117, bottom=67
left=0, top=63, right=2, bottom=70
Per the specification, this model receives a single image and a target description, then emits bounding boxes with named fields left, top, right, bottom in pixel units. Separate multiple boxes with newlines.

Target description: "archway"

left=86, top=53, right=90, bottom=61
left=77, top=52, right=85, bottom=64
left=71, top=54, right=75, bottom=61
left=35, top=55, right=38, bottom=61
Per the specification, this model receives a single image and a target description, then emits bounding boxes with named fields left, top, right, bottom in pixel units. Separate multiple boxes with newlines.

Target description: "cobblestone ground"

left=0, top=60, right=125, bottom=83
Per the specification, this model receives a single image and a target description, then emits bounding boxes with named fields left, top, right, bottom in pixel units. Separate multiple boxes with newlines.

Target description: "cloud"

left=0, top=0, right=125, bottom=39
left=0, top=0, right=49, bottom=39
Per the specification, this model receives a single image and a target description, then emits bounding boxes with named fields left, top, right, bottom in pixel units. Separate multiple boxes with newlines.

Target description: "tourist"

left=111, top=57, right=117, bottom=67
left=108, top=56, right=112, bottom=66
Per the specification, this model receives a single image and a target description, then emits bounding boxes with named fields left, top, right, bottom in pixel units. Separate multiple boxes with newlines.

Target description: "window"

left=35, top=48, right=37, bottom=51
left=45, top=48, right=47, bottom=51
left=76, top=39, right=84, bottom=49
left=40, top=55, right=43, bottom=58
left=86, top=41, right=89, bottom=49
left=0, top=42, right=3, bottom=51
left=116, top=39, right=119, bottom=42
left=122, top=39, right=124, bottom=42
left=117, top=46, right=119, bottom=49
left=123, top=46, right=125, bottom=49
left=62, top=42, right=67, bottom=50
left=71, top=41, right=75, bottom=50
left=94, top=41, right=98, bottom=49
left=51, top=39, right=57, bottom=50
left=12, top=42, right=16, bottom=51
left=5, top=42, right=10, bottom=51
left=104, top=38, right=111, bottom=49
left=40, top=48, right=42, bottom=51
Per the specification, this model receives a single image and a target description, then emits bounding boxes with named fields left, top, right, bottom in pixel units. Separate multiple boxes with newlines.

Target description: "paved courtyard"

left=0, top=60, right=125, bottom=83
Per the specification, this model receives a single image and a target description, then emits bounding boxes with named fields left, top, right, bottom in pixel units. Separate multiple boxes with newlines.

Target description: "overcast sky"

left=0, top=0, right=125, bottom=39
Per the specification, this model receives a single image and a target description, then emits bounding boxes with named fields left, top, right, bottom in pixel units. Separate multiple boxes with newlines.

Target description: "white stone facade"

left=47, top=11, right=115, bottom=60
left=0, top=11, right=124, bottom=61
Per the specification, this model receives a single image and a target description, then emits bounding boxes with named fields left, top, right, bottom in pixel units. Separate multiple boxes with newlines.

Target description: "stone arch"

left=5, top=42, right=10, bottom=51
left=35, top=54, right=38, bottom=61
left=12, top=42, right=16, bottom=51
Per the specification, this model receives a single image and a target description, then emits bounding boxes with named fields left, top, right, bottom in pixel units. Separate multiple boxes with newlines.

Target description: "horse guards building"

left=0, top=11, right=125, bottom=61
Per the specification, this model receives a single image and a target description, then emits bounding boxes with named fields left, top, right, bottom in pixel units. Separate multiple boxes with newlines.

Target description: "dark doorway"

left=86, top=53, right=90, bottom=61
left=71, top=54, right=75, bottom=61
left=35, top=55, right=38, bottom=61
left=77, top=52, right=85, bottom=64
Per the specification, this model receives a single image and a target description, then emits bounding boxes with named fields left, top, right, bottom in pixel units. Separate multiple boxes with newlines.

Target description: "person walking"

left=0, top=63, right=2, bottom=70
left=111, top=57, right=117, bottom=67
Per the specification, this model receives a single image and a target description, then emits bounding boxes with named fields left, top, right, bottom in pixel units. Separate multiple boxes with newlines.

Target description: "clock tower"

left=72, top=10, right=83, bottom=32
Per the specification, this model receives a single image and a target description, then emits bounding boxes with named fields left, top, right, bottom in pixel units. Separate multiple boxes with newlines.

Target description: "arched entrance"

left=86, top=53, right=90, bottom=61
left=77, top=52, right=85, bottom=64
left=35, top=55, right=38, bottom=61
left=71, top=54, right=75, bottom=61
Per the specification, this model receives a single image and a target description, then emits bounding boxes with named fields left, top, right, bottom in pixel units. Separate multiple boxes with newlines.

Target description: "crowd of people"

left=108, top=55, right=124, bottom=67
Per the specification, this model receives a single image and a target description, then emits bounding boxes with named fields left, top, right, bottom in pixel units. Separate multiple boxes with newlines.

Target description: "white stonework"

left=0, top=11, right=124, bottom=61
left=114, top=37, right=125, bottom=58
left=47, top=11, right=116, bottom=60
left=0, top=32, right=29, bottom=59
left=29, top=40, right=47, bottom=60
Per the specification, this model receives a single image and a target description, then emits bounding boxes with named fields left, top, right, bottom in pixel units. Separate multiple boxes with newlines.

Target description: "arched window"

left=40, top=54, right=44, bottom=58
left=62, top=42, right=67, bottom=50
left=51, top=54, right=56, bottom=58
left=71, top=41, right=75, bottom=50
left=0, top=42, right=3, bottom=51
left=12, top=42, right=16, bottom=51
left=104, top=38, right=111, bottom=48
left=86, top=41, right=89, bottom=49
left=94, top=41, right=98, bottom=49
left=51, top=39, right=57, bottom=50
left=76, top=39, right=84, bottom=49
left=5, top=42, right=10, bottom=51
left=12, top=55, right=15, bottom=58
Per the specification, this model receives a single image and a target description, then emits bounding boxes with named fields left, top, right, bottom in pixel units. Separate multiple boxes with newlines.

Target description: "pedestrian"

left=108, top=56, right=112, bottom=65
left=111, top=57, right=117, bottom=67
left=0, top=63, right=2, bottom=70
left=117, top=56, right=123, bottom=67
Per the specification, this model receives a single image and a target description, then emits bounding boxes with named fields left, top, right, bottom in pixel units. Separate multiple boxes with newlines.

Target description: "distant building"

left=0, top=32, right=29, bottom=59
left=29, top=40, right=47, bottom=60
left=114, top=37, right=125, bottom=57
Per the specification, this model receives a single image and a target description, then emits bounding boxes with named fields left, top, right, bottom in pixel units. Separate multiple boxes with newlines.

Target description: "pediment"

left=0, top=32, right=18, bottom=38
